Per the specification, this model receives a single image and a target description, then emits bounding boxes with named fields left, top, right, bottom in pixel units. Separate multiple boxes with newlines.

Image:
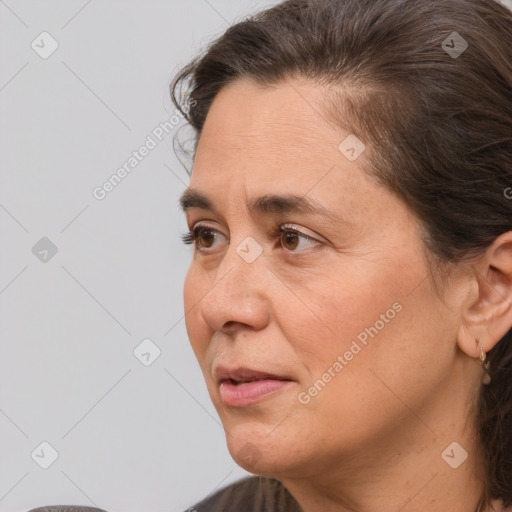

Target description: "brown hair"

left=170, top=0, right=512, bottom=509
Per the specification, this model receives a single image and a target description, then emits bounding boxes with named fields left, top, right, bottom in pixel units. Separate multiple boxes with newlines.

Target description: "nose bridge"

left=200, top=236, right=269, bottom=332
left=217, top=230, right=267, bottom=290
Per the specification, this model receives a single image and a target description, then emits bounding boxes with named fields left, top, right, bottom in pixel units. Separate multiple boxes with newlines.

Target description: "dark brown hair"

left=170, top=0, right=512, bottom=509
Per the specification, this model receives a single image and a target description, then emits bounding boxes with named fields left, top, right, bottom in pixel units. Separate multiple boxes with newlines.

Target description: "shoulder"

left=184, top=476, right=303, bottom=512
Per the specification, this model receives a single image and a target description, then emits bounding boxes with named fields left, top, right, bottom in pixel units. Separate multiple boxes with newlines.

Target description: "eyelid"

left=190, top=220, right=224, bottom=232
left=280, top=223, right=326, bottom=243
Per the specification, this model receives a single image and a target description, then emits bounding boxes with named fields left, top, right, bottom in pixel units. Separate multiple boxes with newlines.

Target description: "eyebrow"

left=178, top=188, right=351, bottom=226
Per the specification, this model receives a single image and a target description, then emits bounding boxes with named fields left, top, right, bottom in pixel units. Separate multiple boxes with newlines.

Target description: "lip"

left=214, top=365, right=294, bottom=407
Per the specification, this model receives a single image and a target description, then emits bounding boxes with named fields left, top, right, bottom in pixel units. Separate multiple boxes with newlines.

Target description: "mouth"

left=215, top=366, right=294, bottom=407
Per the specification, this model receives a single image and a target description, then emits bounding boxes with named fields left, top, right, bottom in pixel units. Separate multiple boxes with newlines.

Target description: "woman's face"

left=181, top=77, right=468, bottom=481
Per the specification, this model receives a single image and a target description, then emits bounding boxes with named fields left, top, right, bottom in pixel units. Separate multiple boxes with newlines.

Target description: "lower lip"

left=219, top=379, right=293, bottom=407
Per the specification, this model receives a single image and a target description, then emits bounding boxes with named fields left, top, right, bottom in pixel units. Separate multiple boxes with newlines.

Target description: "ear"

left=458, top=231, right=512, bottom=358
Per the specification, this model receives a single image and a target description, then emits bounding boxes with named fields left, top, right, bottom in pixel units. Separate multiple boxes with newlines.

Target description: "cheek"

left=183, top=266, right=209, bottom=359
left=182, top=264, right=195, bottom=313
left=287, top=252, right=445, bottom=394
left=285, top=262, right=410, bottom=366
left=293, top=268, right=454, bottom=430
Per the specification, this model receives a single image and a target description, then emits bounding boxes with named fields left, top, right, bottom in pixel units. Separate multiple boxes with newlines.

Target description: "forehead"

left=191, top=77, right=365, bottom=193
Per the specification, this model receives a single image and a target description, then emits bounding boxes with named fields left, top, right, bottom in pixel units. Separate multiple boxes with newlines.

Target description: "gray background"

left=0, top=1, right=280, bottom=511
left=2, top=0, right=512, bottom=511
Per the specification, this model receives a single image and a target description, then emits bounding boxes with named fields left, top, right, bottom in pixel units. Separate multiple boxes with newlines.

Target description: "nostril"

left=222, top=321, right=250, bottom=332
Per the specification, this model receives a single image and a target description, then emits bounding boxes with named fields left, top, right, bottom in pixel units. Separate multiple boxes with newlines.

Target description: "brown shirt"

left=185, top=476, right=303, bottom=512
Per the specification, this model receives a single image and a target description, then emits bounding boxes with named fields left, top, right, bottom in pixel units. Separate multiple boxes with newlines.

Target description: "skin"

left=181, top=77, right=512, bottom=512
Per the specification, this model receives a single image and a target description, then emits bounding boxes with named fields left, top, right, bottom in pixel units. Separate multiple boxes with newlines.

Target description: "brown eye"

left=281, top=230, right=300, bottom=251
left=277, top=226, right=319, bottom=253
left=181, top=225, right=225, bottom=251
left=196, top=227, right=217, bottom=249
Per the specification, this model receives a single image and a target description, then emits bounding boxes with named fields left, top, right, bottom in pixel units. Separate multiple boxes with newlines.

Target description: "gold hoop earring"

left=477, top=341, right=491, bottom=385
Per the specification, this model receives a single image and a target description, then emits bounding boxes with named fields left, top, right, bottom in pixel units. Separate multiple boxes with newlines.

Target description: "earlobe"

left=457, top=231, right=512, bottom=357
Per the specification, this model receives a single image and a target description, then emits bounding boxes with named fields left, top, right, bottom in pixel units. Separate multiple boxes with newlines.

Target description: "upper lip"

left=214, top=365, right=292, bottom=384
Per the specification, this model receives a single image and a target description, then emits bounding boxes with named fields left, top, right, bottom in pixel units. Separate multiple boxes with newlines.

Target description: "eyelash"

left=181, top=224, right=319, bottom=255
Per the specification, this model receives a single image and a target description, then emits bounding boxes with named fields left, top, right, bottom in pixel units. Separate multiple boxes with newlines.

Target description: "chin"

left=224, top=423, right=307, bottom=477
left=229, top=442, right=290, bottom=476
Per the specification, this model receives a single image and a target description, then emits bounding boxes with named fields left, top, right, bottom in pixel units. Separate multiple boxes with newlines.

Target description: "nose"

left=198, top=241, right=271, bottom=336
